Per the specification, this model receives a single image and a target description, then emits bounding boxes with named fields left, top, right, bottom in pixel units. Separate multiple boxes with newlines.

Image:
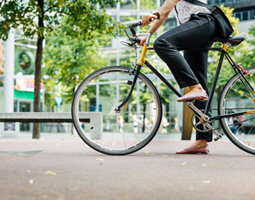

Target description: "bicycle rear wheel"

left=72, top=66, right=162, bottom=155
left=219, top=66, right=255, bottom=155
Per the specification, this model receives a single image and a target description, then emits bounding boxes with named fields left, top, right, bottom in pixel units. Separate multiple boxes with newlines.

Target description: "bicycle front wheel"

left=72, top=66, right=162, bottom=155
left=219, top=66, right=255, bottom=155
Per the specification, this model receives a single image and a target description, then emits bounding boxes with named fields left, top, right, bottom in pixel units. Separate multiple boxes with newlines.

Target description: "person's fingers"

left=141, top=14, right=157, bottom=26
left=138, top=37, right=147, bottom=46
left=141, top=16, right=148, bottom=26
left=150, top=14, right=158, bottom=21
left=138, top=40, right=144, bottom=46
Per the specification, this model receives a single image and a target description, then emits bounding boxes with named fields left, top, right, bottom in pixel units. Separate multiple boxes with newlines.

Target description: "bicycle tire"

left=219, top=66, right=255, bottom=155
left=72, top=66, right=162, bottom=155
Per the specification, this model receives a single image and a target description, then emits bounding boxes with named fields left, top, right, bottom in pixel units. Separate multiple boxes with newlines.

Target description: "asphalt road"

left=0, top=138, right=254, bottom=200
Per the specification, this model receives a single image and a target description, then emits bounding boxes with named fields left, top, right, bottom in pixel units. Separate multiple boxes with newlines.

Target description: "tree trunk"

left=32, top=0, right=44, bottom=139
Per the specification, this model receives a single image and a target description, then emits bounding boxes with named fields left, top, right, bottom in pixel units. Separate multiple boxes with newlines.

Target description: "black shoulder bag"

left=183, top=0, right=234, bottom=39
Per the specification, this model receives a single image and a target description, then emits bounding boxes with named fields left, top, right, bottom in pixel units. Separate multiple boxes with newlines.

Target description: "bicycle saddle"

left=214, top=35, right=246, bottom=46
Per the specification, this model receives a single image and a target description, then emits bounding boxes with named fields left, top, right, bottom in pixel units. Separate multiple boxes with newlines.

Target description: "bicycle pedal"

left=214, top=135, right=222, bottom=141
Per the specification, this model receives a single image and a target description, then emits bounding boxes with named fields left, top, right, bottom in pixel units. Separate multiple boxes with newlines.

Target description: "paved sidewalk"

left=0, top=137, right=254, bottom=200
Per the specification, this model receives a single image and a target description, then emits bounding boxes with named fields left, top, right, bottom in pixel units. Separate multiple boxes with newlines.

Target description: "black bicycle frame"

left=144, top=47, right=255, bottom=121
left=117, top=46, right=254, bottom=121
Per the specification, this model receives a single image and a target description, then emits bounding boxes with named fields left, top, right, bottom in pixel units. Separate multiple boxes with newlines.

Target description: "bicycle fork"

left=115, top=43, right=150, bottom=112
left=115, top=64, right=142, bottom=113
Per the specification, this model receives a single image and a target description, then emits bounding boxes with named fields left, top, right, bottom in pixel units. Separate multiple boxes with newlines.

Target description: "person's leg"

left=153, top=14, right=215, bottom=89
left=153, top=14, right=216, bottom=153
left=176, top=49, right=213, bottom=153
left=154, top=14, right=216, bottom=103
left=184, top=49, right=213, bottom=145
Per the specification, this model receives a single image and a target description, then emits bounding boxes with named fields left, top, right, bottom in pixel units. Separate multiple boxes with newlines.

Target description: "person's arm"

left=143, top=0, right=178, bottom=34
left=139, top=0, right=179, bottom=45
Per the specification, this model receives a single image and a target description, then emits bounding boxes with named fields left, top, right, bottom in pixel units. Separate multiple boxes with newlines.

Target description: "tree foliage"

left=43, top=17, right=112, bottom=106
left=0, top=0, right=120, bottom=39
left=237, top=24, right=255, bottom=68
left=42, top=2, right=123, bottom=107
left=0, top=0, right=120, bottom=138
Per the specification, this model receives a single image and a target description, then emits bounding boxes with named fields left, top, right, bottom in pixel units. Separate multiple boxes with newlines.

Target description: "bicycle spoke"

left=244, top=123, right=255, bottom=137
left=232, top=87, right=251, bottom=99
left=121, top=130, right=127, bottom=150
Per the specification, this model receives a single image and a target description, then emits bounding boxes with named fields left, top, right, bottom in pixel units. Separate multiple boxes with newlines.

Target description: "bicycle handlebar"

left=125, top=18, right=155, bottom=45
left=127, top=21, right=142, bottom=39
left=128, top=21, right=142, bottom=29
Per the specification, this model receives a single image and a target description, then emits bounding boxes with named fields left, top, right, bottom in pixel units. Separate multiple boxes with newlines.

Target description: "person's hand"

left=138, top=36, right=148, bottom=46
left=141, top=14, right=158, bottom=26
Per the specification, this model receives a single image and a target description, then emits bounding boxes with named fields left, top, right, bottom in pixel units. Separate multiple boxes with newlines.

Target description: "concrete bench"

left=0, top=112, right=102, bottom=139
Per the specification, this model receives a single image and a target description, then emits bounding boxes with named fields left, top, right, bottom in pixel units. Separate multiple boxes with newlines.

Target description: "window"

left=140, top=0, right=157, bottom=10
left=120, top=0, right=136, bottom=9
left=234, top=9, right=255, bottom=21
left=120, top=15, right=137, bottom=23
left=250, top=10, right=255, bottom=19
left=235, top=12, right=241, bottom=20
left=243, top=11, right=248, bottom=21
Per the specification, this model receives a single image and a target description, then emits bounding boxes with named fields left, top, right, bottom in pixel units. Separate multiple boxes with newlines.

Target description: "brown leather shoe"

left=176, top=145, right=209, bottom=154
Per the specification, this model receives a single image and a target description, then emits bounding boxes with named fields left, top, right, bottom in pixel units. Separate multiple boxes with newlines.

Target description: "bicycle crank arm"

left=185, top=101, right=210, bottom=121
left=204, top=122, right=223, bottom=141
left=186, top=101, right=223, bottom=141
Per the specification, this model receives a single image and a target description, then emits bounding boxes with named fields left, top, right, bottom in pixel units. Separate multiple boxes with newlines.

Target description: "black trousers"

left=154, top=13, right=216, bottom=142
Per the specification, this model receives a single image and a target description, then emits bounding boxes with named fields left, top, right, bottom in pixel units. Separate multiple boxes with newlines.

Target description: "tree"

left=0, top=0, right=120, bottom=139
left=43, top=15, right=116, bottom=106
left=237, top=24, right=255, bottom=68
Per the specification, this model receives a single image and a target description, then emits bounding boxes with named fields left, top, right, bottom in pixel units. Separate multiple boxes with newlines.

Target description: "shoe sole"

left=177, top=97, right=208, bottom=102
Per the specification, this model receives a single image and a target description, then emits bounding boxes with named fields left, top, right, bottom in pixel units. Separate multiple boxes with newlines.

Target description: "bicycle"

left=72, top=21, right=255, bottom=155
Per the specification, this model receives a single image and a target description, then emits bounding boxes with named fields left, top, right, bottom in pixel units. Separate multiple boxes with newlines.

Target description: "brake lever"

left=121, top=41, right=136, bottom=48
left=133, top=37, right=141, bottom=43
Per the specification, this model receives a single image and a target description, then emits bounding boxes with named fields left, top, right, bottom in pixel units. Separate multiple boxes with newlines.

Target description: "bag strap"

left=182, top=0, right=213, bottom=10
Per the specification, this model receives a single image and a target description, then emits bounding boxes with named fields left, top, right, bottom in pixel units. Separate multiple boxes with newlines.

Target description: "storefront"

left=14, top=77, right=44, bottom=132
